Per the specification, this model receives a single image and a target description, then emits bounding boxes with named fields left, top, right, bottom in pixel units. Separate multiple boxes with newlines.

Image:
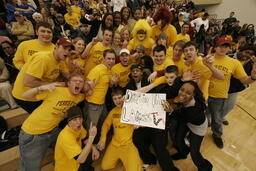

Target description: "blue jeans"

left=19, top=127, right=60, bottom=171
left=208, top=97, right=228, bottom=138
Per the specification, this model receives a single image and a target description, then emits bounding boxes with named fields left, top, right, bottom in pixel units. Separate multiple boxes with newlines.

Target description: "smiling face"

left=178, top=83, right=195, bottom=104
left=67, top=76, right=84, bottom=95
left=74, top=39, right=85, bottom=54
left=37, top=26, right=53, bottom=44
left=105, top=15, right=113, bottom=28
left=113, top=33, right=121, bottom=46
left=68, top=117, right=83, bottom=131
left=114, top=13, right=121, bottom=26
left=112, top=94, right=124, bottom=108
left=153, top=50, right=166, bottom=65
left=183, top=45, right=197, bottom=63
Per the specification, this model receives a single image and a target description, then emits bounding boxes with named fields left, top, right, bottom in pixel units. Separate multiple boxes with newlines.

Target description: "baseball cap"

left=67, top=106, right=83, bottom=122
left=130, top=64, right=143, bottom=71
left=216, top=37, right=232, bottom=46
left=56, top=37, right=75, bottom=50
left=119, top=49, right=130, bottom=55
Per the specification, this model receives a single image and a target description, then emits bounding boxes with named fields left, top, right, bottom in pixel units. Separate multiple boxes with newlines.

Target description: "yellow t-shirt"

left=12, top=52, right=62, bottom=101
left=180, top=57, right=212, bottom=98
left=61, top=56, right=86, bottom=74
left=173, top=57, right=186, bottom=75
left=166, top=47, right=173, bottom=60
left=209, top=56, right=247, bottom=98
left=55, top=125, right=86, bottom=171
left=152, top=76, right=166, bottom=87
left=151, top=24, right=177, bottom=46
left=176, top=33, right=191, bottom=42
left=13, top=39, right=55, bottom=70
left=153, top=58, right=174, bottom=71
left=127, top=38, right=155, bottom=56
left=22, top=87, right=84, bottom=134
left=86, top=64, right=111, bottom=104
left=111, top=63, right=131, bottom=88
left=71, top=5, right=81, bottom=17
left=84, top=42, right=110, bottom=77
left=100, top=107, right=134, bottom=147
left=64, top=13, right=80, bottom=27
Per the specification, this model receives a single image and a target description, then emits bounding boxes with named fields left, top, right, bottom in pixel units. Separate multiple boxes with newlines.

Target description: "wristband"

left=89, top=135, right=95, bottom=138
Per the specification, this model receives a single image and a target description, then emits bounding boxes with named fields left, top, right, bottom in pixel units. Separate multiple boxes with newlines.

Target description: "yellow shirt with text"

left=127, top=38, right=155, bottom=56
left=55, top=125, right=86, bottom=171
left=12, top=52, right=62, bottom=101
left=111, top=63, right=131, bottom=88
left=13, top=39, right=55, bottom=70
left=209, top=56, right=247, bottom=98
left=22, top=87, right=84, bottom=134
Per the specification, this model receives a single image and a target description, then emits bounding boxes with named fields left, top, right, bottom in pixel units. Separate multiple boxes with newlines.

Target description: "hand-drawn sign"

left=121, top=90, right=166, bottom=129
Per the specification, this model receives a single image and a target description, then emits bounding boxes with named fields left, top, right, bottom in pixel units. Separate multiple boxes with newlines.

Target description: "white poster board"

left=121, top=90, right=166, bottom=129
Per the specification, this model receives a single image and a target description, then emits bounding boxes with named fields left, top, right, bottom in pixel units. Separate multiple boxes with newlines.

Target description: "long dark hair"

left=102, top=13, right=114, bottom=31
left=182, top=81, right=206, bottom=110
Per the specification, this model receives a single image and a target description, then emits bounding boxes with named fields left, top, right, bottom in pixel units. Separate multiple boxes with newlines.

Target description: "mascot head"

left=153, top=6, right=173, bottom=29
left=131, top=19, right=152, bottom=42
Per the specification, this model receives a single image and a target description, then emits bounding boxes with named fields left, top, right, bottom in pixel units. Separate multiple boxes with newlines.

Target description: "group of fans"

left=0, top=0, right=256, bottom=171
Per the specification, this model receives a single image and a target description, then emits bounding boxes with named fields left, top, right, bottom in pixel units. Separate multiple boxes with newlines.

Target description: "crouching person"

left=55, top=106, right=98, bottom=171
left=97, top=88, right=142, bottom=171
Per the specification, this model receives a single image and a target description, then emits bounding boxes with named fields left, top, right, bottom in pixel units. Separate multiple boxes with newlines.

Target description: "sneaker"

left=223, top=120, right=229, bottom=125
left=213, top=136, right=224, bottom=148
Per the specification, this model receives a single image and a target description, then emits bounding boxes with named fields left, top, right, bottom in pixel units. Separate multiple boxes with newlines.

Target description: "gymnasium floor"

left=43, top=82, right=256, bottom=171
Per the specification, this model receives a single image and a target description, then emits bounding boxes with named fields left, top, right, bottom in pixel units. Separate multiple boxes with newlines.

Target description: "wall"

left=201, top=0, right=256, bottom=26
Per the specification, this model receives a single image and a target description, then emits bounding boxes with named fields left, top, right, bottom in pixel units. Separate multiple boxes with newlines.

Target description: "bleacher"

left=0, top=108, right=54, bottom=171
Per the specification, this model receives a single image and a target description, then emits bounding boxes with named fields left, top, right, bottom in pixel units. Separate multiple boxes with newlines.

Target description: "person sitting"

left=0, top=57, right=18, bottom=109
left=11, top=12, right=34, bottom=42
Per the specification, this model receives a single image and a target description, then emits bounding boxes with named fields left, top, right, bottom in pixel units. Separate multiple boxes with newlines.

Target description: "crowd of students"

left=0, top=0, right=256, bottom=171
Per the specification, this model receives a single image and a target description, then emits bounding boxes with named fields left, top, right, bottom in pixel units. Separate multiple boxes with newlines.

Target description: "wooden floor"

left=43, top=83, right=256, bottom=171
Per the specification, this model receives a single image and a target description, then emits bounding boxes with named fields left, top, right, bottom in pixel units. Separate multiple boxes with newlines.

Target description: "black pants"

left=175, top=122, right=213, bottom=171
left=133, top=127, right=179, bottom=171
left=14, top=98, right=42, bottom=113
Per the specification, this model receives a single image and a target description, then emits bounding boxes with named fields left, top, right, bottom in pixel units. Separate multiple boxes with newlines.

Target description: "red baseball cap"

left=216, top=37, right=232, bottom=46
left=56, top=37, right=75, bottom=50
